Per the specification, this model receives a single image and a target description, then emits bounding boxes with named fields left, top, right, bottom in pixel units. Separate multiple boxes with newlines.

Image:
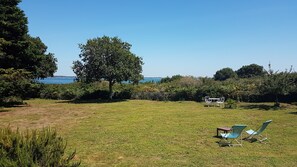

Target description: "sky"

left=19, top=0, right=297, bottom=77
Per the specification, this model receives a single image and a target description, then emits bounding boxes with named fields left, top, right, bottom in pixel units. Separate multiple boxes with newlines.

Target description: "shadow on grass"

left=0, top=103, right=27, bottom=109
left=0, top=109, right=10, bottom=113
left=288, top=111, right=297, bottom=115
left=56, top=99, right=128, bottom=104
left=240, top=104, right=285, bottom=111
left=215, top=141, right=231, bottom=147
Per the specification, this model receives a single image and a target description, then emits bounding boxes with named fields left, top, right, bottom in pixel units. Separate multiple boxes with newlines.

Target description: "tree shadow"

left=0, top=103, right=27, bottom=108
left=240, top=104, right=283, bottom=111
left=56, top=99, right=128, bottom=104
left=288, top=111, right=297, bottom=115
left=0, top=109, right=10, bottom=113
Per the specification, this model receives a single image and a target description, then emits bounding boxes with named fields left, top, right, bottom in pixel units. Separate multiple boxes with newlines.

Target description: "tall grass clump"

left=0, top=127, right=80, bottom=167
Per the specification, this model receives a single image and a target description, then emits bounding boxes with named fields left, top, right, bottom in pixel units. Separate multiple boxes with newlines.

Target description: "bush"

left=0, top=96, right=24, bottom=107
left=169, top=88, right=196, bottom=101
left=114, top=89, right=132, bottom=99
left=60, top=89, right=78, bottom=100
left=132, top=91, right=168, bottom=101
left=0, top=68, right=34, bottom=106
left=0, top=127, right=80, bottom=167
left=78, top=90, right=110, bottom=100
left=35, top=74, right=297, bottom=103
left=224, top=99, right=237, bottom=109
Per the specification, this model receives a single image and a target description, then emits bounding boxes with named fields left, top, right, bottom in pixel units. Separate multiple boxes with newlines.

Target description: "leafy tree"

left=0, top=0, right=28, bottom=69
left=289, top=72, right=297, bottom=94
left=260, top=64, right=294, bottom=107
left=214, top=67, right=237, bottom=81
left=26, top=36, right=57, bottom=78
left=72, top=36, right=143, bottom=99
left=236, top=64, right=265, bottom=78
left=160, top=75, right=182, bottom=83
left=0, top=0, right=57, bottom=79
left=0, top=68, right=32, bottom=106
left=223, top=78, right=261, bottom=102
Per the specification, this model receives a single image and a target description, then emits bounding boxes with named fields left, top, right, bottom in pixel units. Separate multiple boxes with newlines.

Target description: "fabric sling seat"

left=219, top=124, right=247, bottom=147
left=245, top=120, right=272, bottom=143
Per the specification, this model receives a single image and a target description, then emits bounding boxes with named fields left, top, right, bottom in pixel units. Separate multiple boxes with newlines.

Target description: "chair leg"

left=219, top=138, right=231, bottom=147
left=259, top=134, right=269, bottom=143
left=230, top=135, right=243, bottom=147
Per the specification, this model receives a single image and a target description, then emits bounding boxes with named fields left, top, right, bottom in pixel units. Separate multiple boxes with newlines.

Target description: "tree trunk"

left=274, top=94, right=280, bottom=107
left=109, top=80, right=114, bottom=100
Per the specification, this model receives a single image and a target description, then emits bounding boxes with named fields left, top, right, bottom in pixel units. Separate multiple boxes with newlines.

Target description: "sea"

left=37, top=76, right=162, bottom=84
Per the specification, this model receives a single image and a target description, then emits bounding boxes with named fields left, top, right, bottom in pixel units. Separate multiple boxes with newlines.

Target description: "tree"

left=0, top=0, right=57, bottom=79
left=214, top=67, right=237, bottom=81
left=26, top=36, right=57, bottom=78
left=160, top=75, right=182, bottom=83
left=72, top=36, right=144, bottom=99
left=0, top=0, right=29, bottom=69
left=236, top=64, right=265, bottom=78
left=260, top=64, right=294, bottom=107
left=0, top=68, right=32, bottom=106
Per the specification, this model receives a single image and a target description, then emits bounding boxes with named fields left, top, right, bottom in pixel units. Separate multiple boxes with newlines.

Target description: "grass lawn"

left=1, top=99, right=297, bottom=166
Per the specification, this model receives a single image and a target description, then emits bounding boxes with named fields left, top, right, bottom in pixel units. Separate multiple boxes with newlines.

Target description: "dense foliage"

left=236, top=64, right=265, bottom=78
left=0, top=0, right=57, bottom=106
left=0, top=127, right=80, bottom=167
left=259, top=65, right=295, bottom=106
left=73, top=36, right=143, bottom=99
left=0, top=0, right=57, bottom=79
left=0, top=68, right=38, bottom=106
left=36, top=70, right=297, bottom=105
left=214, top=67, right=237, bottom=81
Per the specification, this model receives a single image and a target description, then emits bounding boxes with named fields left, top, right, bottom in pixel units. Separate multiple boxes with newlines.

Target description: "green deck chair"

left=219, top=124, right=247, bottom=147
left=245, top=120, right=272, bottom=143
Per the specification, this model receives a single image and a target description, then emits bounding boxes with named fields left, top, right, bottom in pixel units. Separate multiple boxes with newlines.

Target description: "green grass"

left=1, top=99, right=297, bottom=166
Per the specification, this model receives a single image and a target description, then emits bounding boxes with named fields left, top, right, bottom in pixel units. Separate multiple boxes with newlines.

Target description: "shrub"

left=131, top=91, right=168, bottom=101
left=40, top=90, right=60, bottom=99
left=0, top=68, right=34, bottom=106
left=78, top=90, right=110, bottom=100
left=0, top=127, right=80, bottom=167
left=60, top=89, right=78, bottom=100
left=169, top=88, right=196, bottom=101
left=195, top=85, right=223, bottom=102
left=114, top=90, right=132, bottom=99
left=224, top=99, right=237, bottom=109
left=160, top=75, right=182, bottom=83
left=0, top=96, right=24, bottom=107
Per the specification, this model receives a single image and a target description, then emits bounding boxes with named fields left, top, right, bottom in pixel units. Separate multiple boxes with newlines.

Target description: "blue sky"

left=20, top=0, right=297, bottom=77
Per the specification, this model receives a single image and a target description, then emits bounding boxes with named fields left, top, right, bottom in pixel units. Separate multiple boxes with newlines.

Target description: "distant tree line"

left=33, top=63, right=297, bottom=108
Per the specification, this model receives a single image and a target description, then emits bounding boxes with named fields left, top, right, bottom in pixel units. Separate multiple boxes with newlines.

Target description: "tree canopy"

left=72, top=36, right=143, bottom=99
left=214, top=67, right=237, bottom=81
left=236, top=64, right=265, bottom=78
left=160, top=75, right=183, bottom=83
left=0, top=0, right=57, bottom=79
left=260, top=64, right=295, bottom=107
